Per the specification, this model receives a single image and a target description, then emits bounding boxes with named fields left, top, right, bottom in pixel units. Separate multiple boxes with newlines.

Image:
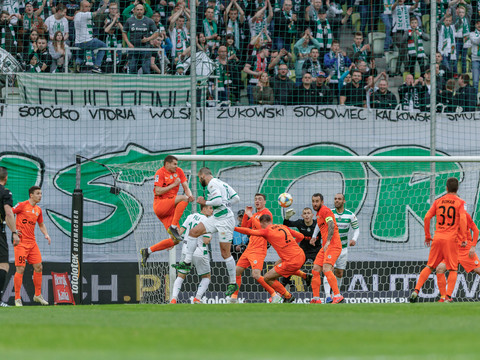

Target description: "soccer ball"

left=278, top=193, right=293, bottom=208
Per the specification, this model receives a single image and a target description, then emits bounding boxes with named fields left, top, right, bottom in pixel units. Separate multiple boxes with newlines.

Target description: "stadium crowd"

left=1, top=0, right=480, bottom=110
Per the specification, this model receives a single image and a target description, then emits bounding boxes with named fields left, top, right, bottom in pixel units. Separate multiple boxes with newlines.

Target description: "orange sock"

left=437, top=273, right=447, bottom=298
left=150, top=238, right=175, bottom=253
left=257, top=276, right=276, bottom=296
left=294, top=270, right=307, bottom=279
left=415, top=267, right=432, bottom=292
left=14, top=272, right=23, bottom=300
left=311, top=270, right=321, bottom=297
left=33, top=271, right=42, bottom=296
left=271, top=280, right=287, bottom=297
left=325, top=271, right=340, bottom=296
left=231, top=275, right=242, bottom=299
left=172, top=201, right=189, bottom=228
left=446, top=270, right=457, bottom=297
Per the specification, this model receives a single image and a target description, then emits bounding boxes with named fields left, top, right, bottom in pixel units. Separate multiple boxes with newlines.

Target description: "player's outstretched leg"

left=410, top=266, right=433, bottom=303
left=140, top=248, right=150, bottom=267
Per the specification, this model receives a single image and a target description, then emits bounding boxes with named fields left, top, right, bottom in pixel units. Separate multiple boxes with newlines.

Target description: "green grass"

left=1, top=303, right=479, bottom=359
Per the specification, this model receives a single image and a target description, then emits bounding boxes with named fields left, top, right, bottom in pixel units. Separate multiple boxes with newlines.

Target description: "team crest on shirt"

left=170, top=175, right=173, bottom=179
left=174, top=174, right=177, bottom=178
left=475, top=260, right=479, bottom=265
left=253, top=260, right=257, bottom=264
left=327, top=255, right=332, bottom=259
left=278, top=263, right=282, bottom=267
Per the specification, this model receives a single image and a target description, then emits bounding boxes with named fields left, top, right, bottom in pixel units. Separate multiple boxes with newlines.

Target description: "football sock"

left=224, top=256, right=236, bottom=283
left=150, top=238, right=175, bottom=253
left=337, top=277, right=343, bottom=292
left=271, top=280, right=287, bottom=296
left=0, top=269, right=6, bottom=299
left=172, top=201, right=189, bottom=228
left=33, top=271, right=42, bottom=297
left=323, top=275, right=331, bottom=297
left=257, top=276, right=276, bottom=296
left=446, top=270, right=457, bottom=297
left=325, top=271, right=340, bottom=296
left=196, top=277, right=210, bottom=299
left=415, top=267, right=432, bottom=291
left=184, top=235, right=198, bottom=263
left=171, top=276, right=184, bottom=300
left=14, top=272, right=23, bottom=300
left=294, top=270, right=307, bottom=279
left=437, top=273, right=447, bottom=298
left=312, top=270, right=321, bottom=298
left=231, top=275, right=242, bottom=298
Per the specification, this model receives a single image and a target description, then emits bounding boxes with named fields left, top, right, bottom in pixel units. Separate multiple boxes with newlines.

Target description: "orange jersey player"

left=436, top=212, right=480, bottom=301
left=310, top=193, right=344, bottom=304
left=12, top=186, right=51, bottom=306
left=235, top=214, right=305, bottom=303
left=141, top=155, right=194, bottom=266
left=229, top=193, right=275, bottom=303
left=410, top=177, right=467, bottom=303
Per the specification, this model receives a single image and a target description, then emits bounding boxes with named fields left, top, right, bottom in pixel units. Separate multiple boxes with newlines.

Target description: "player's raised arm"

left=181, top=180, right=194, bottom=202
left=234, top=227, right=267, bottom=237
left=286, top=227, right=304, bottom=243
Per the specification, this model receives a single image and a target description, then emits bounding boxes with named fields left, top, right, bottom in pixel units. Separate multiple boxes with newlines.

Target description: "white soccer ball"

left=278, top=192, right=293, bottom=208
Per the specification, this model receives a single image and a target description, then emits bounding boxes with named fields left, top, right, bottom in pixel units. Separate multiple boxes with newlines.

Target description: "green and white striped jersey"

left=332, top=208, right=359, bottom=248
left=205, top=178, right=239, bottom=218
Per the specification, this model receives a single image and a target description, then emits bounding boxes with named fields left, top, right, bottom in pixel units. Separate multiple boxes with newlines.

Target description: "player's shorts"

left=14, top=241, right=42, bottom=267
left=458, top=247, right=480, bottom=273
left=426, top=237, right=458, bottom=271
left=179, top=248, right=210, bottom=276
left=334, top=247, right=349, bottom=270
left=0, top=230, right=8, bottom=263
left=236, top=249, right=267, bottom=271
left=274, top=252, right=306, bottom=278
left=153, top=197, right=176, bottom=229
left=314, top=243, right=342, bottom=267
left=202, top=213, right=235, bottom=243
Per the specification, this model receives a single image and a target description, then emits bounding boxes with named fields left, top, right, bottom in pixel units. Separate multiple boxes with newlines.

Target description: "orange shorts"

left=14, top=241, right=42, bottom=267
left=314, top=243, right=342, bottom=267
left=153, top=197, right=176, bottom=230
left=458, top=248, right=480, bottom=273
left=274, top=252, right=306, bottom=278
left=236, top=250, right=267, bottom=271
left=427, top=237, right=458, bottom=271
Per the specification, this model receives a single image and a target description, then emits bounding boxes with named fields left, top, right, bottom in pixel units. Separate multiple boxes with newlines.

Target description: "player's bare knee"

left=178, top=273, right=186, bottom=280
left=236, top=266, right=245, bottom=276
left=252, top=270, right=261, bottom=280
left=16, top=266, right=25, bottom=274
left=202, top=274, right=211, bottom=279
left=33, top=263, right=43, bottom=272
left=335, top=269, right=344, bottom=278
left=313, top=264, right=321, bottom=273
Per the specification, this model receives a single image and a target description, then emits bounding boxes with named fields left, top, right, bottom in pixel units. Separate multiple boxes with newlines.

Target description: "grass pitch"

left=1, top=303, right=479, bottom=360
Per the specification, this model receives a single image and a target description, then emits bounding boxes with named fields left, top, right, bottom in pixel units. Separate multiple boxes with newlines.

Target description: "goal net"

left=113, top=153, right=480, bottom=304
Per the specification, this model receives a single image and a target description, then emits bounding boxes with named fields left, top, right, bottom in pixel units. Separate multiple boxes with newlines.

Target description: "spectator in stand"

left=104, top=2, right=124, bottom=72
left=381, top=0, right=395, bottom=52
left=0, top=11, right=18, bottom=56
left=151, top=12, right=165, bottom=34
left=397, top=73, right=423, bottom=111
left=313, top=6, right=332, bottom=60
left=150, top=34, right=172, bottom=74
left=405, top=17, right=429, bottom=76
left=248, top=0, right=273, bottom=42
left=44, top=3, right=68, bottom=44
left=224, top=0, right=246, bottom=60
left=438, top=14, right=456, bottom=74
left=293, top=28, right=321, bottom=84
left=269, top=47, right=294, bottom=76
left=469, top=18, right=480, bottom=93
left=348, top=32, right=371, bottom=64
left=224, top=33, right=242, bottom=104
left=19, top=0, right=47, bottom=54
left=295, top=72, right=317, bottom=105
left=122, top=0, right=153, bottom=21
left=24, top=28, right=39, bottom=60
left=1, top=0, right=20, bottom=25
left=29, top=36, right=52, bottom=72
left=272, top=63, right=295, bottom=105
left=243, top=44, right=270, bottom=105
left=63, top=0, right=80, bottom=38
left=74, top=0, right=108, bottom=73
left=454, top=5, right=471, bottom=75
left=314, top=71, right=334, bottom=104
left=455, top=74, right=477, bottom=112
left=49, top=30, right=68, bottom=72
left=253, top=71, right=274, bottom=105
left=302, top=47, right=323, bottom=78
left=203, top=7, right=220, bottom=55
left=339, top=69, right=366, bottom=107
left=438, top=78, right=457, bottom=113
left=417, top=69, right=439, bottom=112
left=391, top=0, right=420, bottom=76
left=326, top=0, right=352, bottom=41
left=435, top=51, right=454, bottom=83
left=371, top=78, right=398, bottom=109
left=273, top=0, right=297, bottom=52
left=216, top=45, right=234, bottom=103
left=122, top=3, right=158, bottom=74
left=324, top=39, right=352, bottom=85
left=356, top=59, right=377, bottom=88
left=169, top=11, right=190, bottom=66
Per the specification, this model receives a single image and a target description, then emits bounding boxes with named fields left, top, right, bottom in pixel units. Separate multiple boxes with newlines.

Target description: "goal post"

left=118, top=153, right=480, bottom=303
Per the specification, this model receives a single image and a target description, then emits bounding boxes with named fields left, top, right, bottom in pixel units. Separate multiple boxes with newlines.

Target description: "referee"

left=0, top=167, right=20, bottom=307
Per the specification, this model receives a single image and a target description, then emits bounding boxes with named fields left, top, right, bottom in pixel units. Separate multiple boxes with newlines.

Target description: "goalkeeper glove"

left=285, top=209, right=295, bottom=220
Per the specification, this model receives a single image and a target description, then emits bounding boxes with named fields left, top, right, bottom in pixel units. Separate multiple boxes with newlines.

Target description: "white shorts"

left=335, top=247, right=348, bottom=270
left=179, top=248, right=211, bottom=275
left=202, top=213, right=235, bottom=243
